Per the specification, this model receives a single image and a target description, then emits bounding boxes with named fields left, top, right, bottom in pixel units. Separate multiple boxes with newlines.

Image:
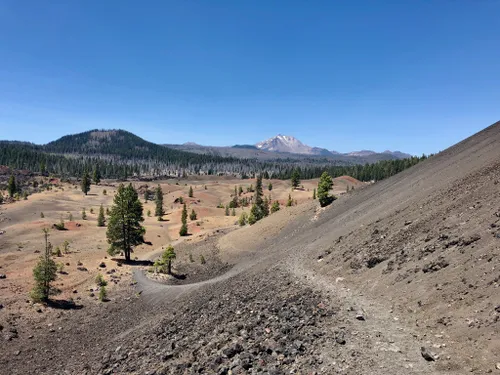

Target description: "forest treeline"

left=0, top=130, right=429, bottom=182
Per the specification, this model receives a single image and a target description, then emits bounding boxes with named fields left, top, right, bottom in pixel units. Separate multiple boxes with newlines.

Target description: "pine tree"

left=225, top=205, right=230, bottom=216
left=154, top=185, right=164, bottom=220
left=252, top=175, right=265, bottom=221
left=286, top=194, right=293, bottom=207
left=271, top=201, right=280, bottom=213
left=317, top=171, right=335, bottom=207
left=144, top=185, right=150, bottom=202
left=97, top=204, right=105, bottom=227
left=179, top=203, right=188, bottom=236
left=99, top=285, right=107, bottom=301
left=106, top=184, right=145, bottom=261
left=313, top=188, right=316, bottom=200
left=268, top=182, right=273, bottom=191
left=7, top=175, right=16, bottom=198
left=238, top=212, right=247, bottom=226
left=248, top=209, right=257, bottom=225
left=93, top=165, right=101, bottom=185
left=161, top=245, right=176, bottom=274
left=190, top=209, right=197, bottom=221
left=0, top=194, right=3, bottom=205
left=238, top=186, right=243, bottom=196
left=291, top=169, right=301, bottom=189
left=81, top=208, right=87, bottom=220
left=231, top=208, right=236, bottom=216
left=188, top=186, right=194, bottom=198
left=31, top=229, right=58, bottom=302
left=262, top=196, right=270, bottom=217
left=81, top=171, right=91, bottom=195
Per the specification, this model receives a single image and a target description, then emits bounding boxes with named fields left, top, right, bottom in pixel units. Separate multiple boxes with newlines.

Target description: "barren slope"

left=1, top=122, right=498, bottom=374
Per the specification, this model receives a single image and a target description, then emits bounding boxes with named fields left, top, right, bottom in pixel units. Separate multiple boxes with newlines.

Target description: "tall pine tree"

left=31, top=229, right=58, bottom=302
left=154, top=185, right=164, bottom=220
left=81, top=171, right=91, bottom=195
left=7, top=175, right=16, bottom=198
left=179, top=203, right=188, bottom=236
left=97, top=204, right=106, bottom=227
left=291, top=169, right=301, bottom=189
left=106, top=184, right=145, bottom=261
left=93, top=165, right=101, bottom=185
left=317, top=171, right=335, bottom=207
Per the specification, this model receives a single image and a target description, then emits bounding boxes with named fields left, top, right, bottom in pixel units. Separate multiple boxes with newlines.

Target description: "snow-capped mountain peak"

left=256, top=135, right=315, bottom=154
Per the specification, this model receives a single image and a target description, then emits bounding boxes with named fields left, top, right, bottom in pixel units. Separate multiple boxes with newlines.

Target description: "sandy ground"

left=0, top=176, right=361, bottom=313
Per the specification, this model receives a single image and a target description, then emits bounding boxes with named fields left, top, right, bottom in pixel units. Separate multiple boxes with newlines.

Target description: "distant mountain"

left=254, top=135, right=410, bottom=160
left=232, top=144, right=258, bottom=149
left=347, top=150, right=377, bottom=157
left=383, top=150, right=412, bottom=159
left=255, top=134, right=331, bottom=155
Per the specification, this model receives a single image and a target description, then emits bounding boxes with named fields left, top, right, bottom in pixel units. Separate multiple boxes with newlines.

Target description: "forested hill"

left=44, top=129, right=232, bottom=165
left=0, top=129, right=429, bottom=181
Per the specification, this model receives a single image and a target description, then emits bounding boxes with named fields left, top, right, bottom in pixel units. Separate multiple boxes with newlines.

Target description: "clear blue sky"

left=0, top=1, right=498, bottom=155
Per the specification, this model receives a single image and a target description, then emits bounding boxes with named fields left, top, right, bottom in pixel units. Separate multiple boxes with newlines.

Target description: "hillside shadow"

left=112, top=258, right=153, bottom=267
left=47, top=299, right=83, bottom=310
left=171, top=273, right=187, bottom=280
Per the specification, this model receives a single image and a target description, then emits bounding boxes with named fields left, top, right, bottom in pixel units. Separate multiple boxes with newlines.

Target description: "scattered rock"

left=355, top=309, right=366, bottom=321
left=99, top=262, right=106, bottom=268
left=404, top=220, right=413, bottom=226
left=422, top=256, right=449, bottom=273
left=0, top=274, right=6, bottom=279
left=421, top=346, right=438, bottom=361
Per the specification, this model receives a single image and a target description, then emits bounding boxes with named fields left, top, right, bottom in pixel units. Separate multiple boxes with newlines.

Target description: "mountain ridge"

left=255, top=134, right=411, bottom=158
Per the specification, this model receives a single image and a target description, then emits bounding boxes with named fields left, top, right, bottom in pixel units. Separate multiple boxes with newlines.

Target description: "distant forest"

left=0, top=130, right=429, bottom=182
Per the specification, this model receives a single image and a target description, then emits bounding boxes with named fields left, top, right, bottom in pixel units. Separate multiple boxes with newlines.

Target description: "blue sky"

left=0, top=1, right=498, bottom=155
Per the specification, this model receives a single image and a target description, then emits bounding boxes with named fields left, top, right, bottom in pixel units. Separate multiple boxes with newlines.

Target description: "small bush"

left=90, top=208, right=94, bottom=214
left=81, top=208, right=87, bottom=220
left=54, top=217, right=65, bottom=230
left=200, top=255, right=206, bottom=264
left=57, top=262, right=65, bottom=273
left=103, top=189, right=107, bottom=195
left=53, top=246, right=62, bottom=257
left=95, top=273, right=107, bottom=287
left=40, top=212, right=45, bottom=218
left=147, top=209, right=151, bottom=217
left=189, top=253, right=194, bottom=263
left=68, top=213, right=73, bottom=221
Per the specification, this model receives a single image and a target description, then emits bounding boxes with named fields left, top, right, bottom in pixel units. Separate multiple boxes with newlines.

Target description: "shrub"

left=95, top=273, right=107, bottom=287
left=271, top=201, right=280, bottom=213
left=103, top=189, right=107, bottom=195
left=200, top=255, right=206, bottom=264
left=68, top=213, right=73, bottom=221
left=40, top=212, right=45, bottom=218
left=54, top=217, right=65, bottom=230
left=53, top=246, right=62, bottom=257
left=99, top=285, right=107, bottom=301
left=57, top=262, right=65, bottom=273
left=189, top=253, right=194, bottom=263
left=190, top=209, right=197, bottom=221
